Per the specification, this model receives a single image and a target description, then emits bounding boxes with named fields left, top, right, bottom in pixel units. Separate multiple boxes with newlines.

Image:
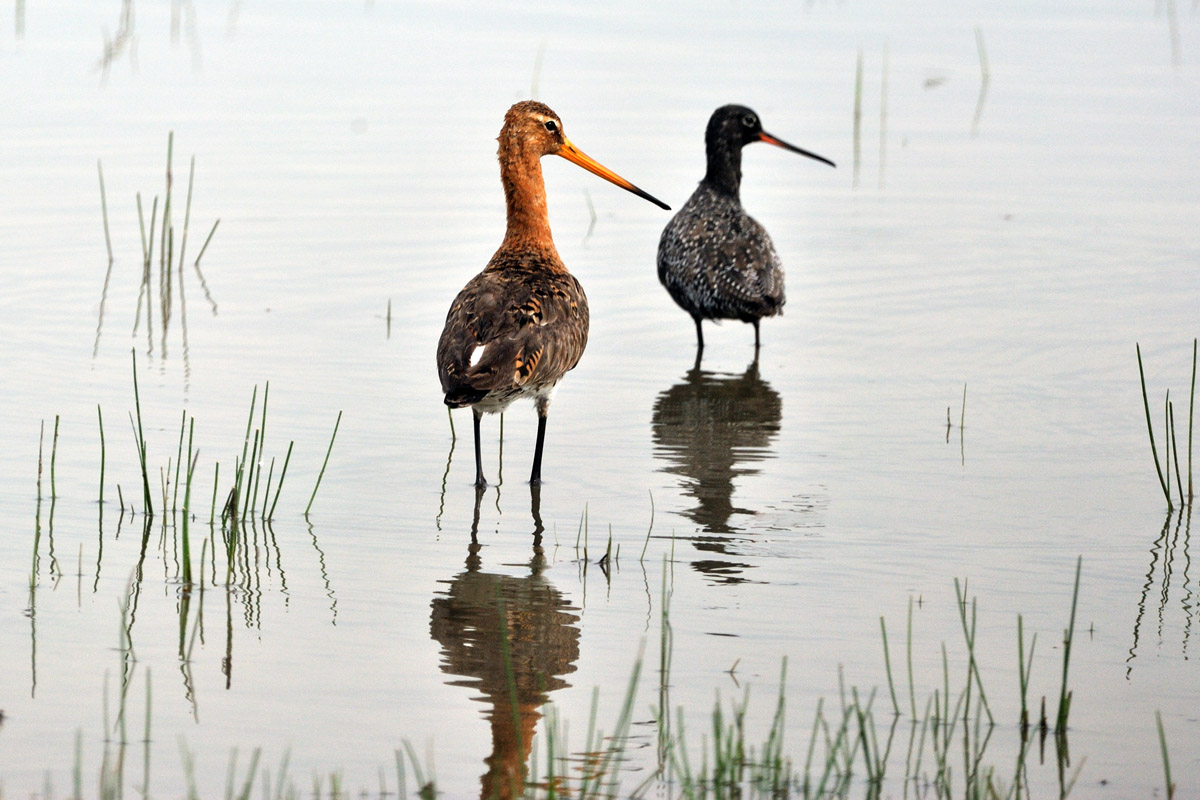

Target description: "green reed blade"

left=50, top=414, right=60, bottom=500
left=306, top=410, right=342, bottom=516
left=1055, top=556, right=1082, bottom=733
left=906, top=595, right=917, bottom=721
left=1017, top=613, right=1037, bottom=731
left=161, top=132, right=173, bottom=281
left=147, top=195, right=158, bottom=271
left=241, top=430, right=259, bottom=520
left=1189, top=338, right=1196, bottom=502
left=235, top=748, right=261, bottom=800
left=259, top=457, right=276, bottom=520
left=177, top=155, right=195, bottom=273
left=131, top=350, right=153, bottom=515
left=1166, top=392, right=1173, bottom=508
left=954, top=578, right=993, bottom=725
left=137, top=192, right=148, bottom=264
left=163, top=226, right=173, bottom=326
left=251, top=382, right=269, bottom=516
left=268, top=441, right=294, bottom=521
left=172, top=410, right=187, bottom=514
left=194, top=218, right=220, bottom=268
left=98, top=160, right=113, bottom=263
left=236, top=385, right=258, bottom=504
left=182, top=450, right=197, bottom=585
left=394, top=749, right=406, bottom=800
left=1156, top=710, right=1176, bottom=800
left=880, top=616, right=900, bottom=716
left=1169, top=401, right=1184, bottom=504
left=210, top=463, right=222, bottom=528
left=641, top=489, right=654, bottom=563
left=400, top=740, right=431, bottom=799
left=32, top=419, right=45, bottom=587
left=160, top=464, right=169, bottom=523
left=1137, top=344, right=1172, bottom=508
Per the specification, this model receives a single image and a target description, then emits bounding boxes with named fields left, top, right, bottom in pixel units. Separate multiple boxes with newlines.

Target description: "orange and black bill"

left=558, top=138, right=671, bottom=210
left=758, top=131, right=837, bottom=169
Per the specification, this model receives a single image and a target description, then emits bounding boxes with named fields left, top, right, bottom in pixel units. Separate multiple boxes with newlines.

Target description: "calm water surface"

left=2, top=1, right=1198, bottom=797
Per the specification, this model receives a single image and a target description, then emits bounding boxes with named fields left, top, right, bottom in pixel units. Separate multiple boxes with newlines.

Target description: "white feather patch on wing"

left=469, top=344, right=486, bottom=367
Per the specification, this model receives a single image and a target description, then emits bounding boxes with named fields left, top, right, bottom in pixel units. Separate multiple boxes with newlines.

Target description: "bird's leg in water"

left=530, top=399, right=549, bottom=485
left=472, top=409, right=486, bottom=488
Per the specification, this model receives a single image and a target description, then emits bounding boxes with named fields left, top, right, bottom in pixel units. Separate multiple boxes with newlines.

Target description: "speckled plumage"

left=657, top=183, right=785, bottom=329
left=657, top=104, right=834, bottom=350
left=436, top=101, right=667, bottom=486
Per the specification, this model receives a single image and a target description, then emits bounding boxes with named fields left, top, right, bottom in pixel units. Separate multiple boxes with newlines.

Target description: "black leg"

left=530, top=408, right=548, bottom=485
left=753, top=319, right=761, bottom=350
left=693, top=316, right=705, bottom=350
left=472, top=409, right=486, bottom=488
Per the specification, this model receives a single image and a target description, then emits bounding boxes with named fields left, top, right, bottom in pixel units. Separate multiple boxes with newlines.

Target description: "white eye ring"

left=544, top=120, right=558, bottom=133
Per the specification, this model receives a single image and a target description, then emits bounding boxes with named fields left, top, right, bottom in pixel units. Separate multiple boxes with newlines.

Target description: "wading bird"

left=437, top=101, right=668, bottom=487
left=657, top=104, right=834, bottom=351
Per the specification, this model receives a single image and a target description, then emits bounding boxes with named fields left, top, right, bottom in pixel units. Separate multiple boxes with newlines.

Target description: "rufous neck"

left=500, top=148, right=557, bottom=253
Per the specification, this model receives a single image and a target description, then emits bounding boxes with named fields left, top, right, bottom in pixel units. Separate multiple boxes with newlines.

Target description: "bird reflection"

left=429, top=486, right=580, bottom=799
left=651, top=357, right=781, bottom=535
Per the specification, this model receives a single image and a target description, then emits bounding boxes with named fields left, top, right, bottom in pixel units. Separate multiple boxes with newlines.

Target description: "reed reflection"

left=1127, top=506, right=1194, bottom=674
left=430, top=486, right=580, bottom=799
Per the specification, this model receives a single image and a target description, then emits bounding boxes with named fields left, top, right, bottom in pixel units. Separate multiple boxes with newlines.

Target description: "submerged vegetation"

left=111, top=349, right=338, bottom=528
left=95, top=131, right=220, bottom=363
left=21, top=546, right=1180, bottom=799
left=26, top=351, right=343, bottom=738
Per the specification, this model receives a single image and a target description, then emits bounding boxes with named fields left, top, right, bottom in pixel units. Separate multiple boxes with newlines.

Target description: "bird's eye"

left=742, top=114, right=757, bottom=128
left=544, top=120, right=558, bottom=133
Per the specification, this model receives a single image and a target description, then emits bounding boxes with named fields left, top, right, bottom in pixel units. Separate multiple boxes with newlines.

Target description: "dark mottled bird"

left=437, top=101, right=668, bottom=487
left=657, top=104, right=834, bottom=351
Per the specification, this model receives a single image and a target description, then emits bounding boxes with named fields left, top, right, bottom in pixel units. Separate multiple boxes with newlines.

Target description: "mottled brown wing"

left=437, top=263, right=589, bottom=408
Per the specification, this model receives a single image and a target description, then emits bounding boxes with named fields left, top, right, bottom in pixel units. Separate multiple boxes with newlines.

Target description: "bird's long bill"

left=758, top=131, right=837, bottom=168
left=558, top=138, right=671, bottom=210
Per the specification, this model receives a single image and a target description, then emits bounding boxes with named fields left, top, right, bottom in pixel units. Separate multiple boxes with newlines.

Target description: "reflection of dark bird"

left=429, top=485, right=579, bottom=799
left=437, top=101, right=669, bottom=487
left=657, top=105, right=834, bottom=351
left=651, top=358, right=781, bottom=536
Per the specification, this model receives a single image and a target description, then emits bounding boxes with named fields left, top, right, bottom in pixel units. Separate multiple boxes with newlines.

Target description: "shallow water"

left=2, top=1, right=1199, bottom=797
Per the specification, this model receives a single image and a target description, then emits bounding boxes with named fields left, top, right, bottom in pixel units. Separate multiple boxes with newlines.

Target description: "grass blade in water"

left=1055, top=556, right=1082, bottom=732
left=1156, top=710, right=1176, bottom=800
left=1189, top=338, right=1196, bottom=501
left=1137, top=344, right=1172, bottom=508
left=130, top=350, right=153, bottom=515
left=268, top=441, right=294, bottom=521
left=98, top=159, right=113, bottom=263
left=306, top=410, right=342, bottom=516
